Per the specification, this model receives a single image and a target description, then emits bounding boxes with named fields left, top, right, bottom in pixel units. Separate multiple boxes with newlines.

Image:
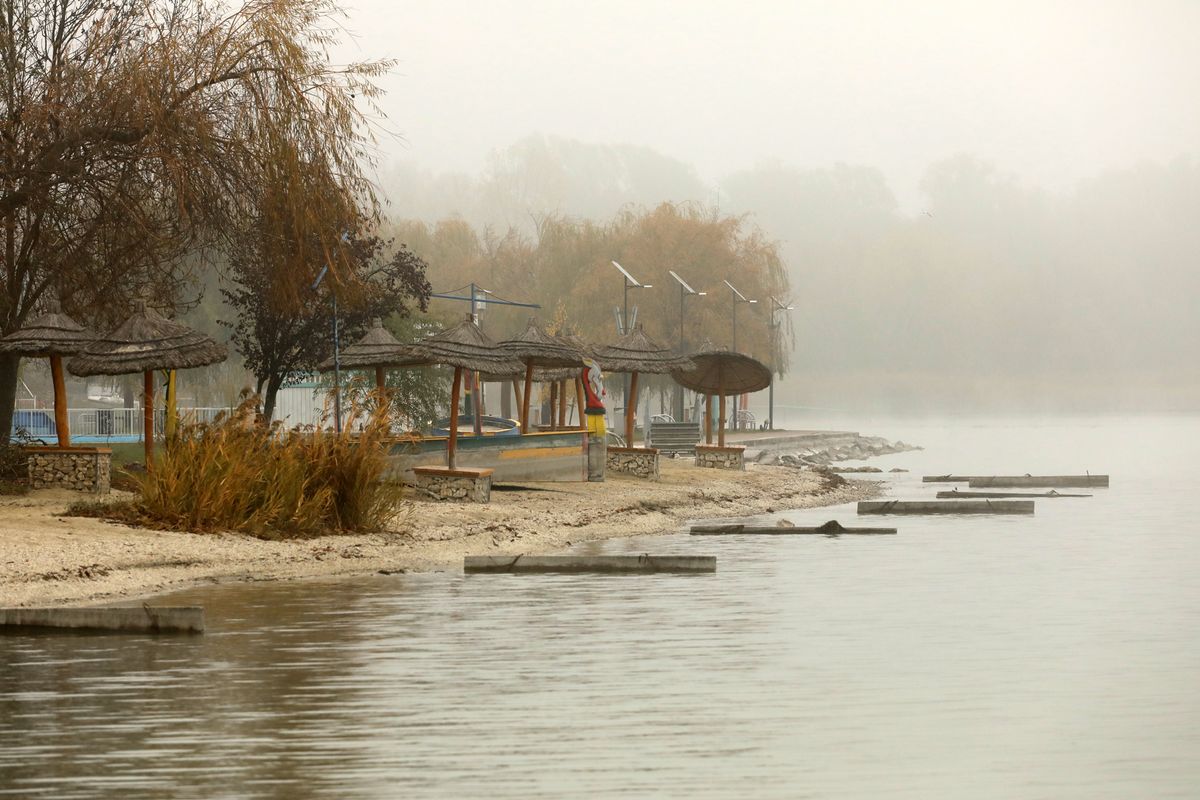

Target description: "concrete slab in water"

left=464, top=555, right=716, bottom=574
left=0, top=607, right=205, bottom=634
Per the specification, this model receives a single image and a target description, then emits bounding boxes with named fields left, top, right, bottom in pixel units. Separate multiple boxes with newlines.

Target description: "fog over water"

left=332, top=1, right=1200, bottom=415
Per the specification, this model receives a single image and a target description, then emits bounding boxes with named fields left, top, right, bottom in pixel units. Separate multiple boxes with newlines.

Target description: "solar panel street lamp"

left=612, top=260, right=653, bottom=439
left=768, top=296, right=796, bottom=431
left=670, top=270, right=706, bottom=421
left=724, top=280, right=757, bottom=431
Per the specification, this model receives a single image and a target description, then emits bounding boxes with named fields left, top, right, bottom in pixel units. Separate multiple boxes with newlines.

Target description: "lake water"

left=2, top=416, right=1198, bottom=798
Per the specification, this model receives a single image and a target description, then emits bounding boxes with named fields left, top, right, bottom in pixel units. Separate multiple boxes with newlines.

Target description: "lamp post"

left=669, top=270, right=705, bottom=422
left=767, top=296, right=795, bottom=431
left=724, top=279, right=756, bottom=430
left=611, top=261, right=652, bottom=440
left=311, top=265, right=342, bottom=434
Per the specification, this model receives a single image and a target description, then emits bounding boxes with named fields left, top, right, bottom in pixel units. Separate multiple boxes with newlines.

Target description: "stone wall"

left=606, top=446, right=660, bottom=479
left=26, top=447, right=112, bottom=493
left=695, top=445, right=745, bottom=471
left=411, top=467, right=492, bottom=502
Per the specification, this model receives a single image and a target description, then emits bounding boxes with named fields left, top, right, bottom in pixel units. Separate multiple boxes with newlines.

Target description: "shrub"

left=109, top=394, right=407, bottom=538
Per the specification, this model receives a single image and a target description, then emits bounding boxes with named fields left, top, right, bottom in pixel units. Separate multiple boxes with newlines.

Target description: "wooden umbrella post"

left=521, top=363, right=534, bottom=433
left=143, top=370, right=155, bottom=468
left=548, top=382, right=558, bottom=431
left=511, top=380, right=523, bottom=423
left=717, top=374, right=726, bottom=448
left=375, top=366, right=386, bottom=393
left=49, top=355, right=70, bottom=448
left=557, top=380, right=567, bottom=428
left=164, top=369, right=177, bottom=442
left=574, top=377, right=585, bottom=429
left=705, top=395, right=713, bottom=445
left=448, top=366, right=462, bottom=469
left=625, top=371, right=639, bottom=444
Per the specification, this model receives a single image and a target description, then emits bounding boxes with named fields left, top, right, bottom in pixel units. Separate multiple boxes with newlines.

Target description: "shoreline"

left=0, top=460, right=881, bottom=608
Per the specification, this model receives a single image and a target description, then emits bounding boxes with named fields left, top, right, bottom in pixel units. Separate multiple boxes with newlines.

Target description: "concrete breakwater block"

left=691, top=520, right=896, bottom=536
left=922, top=475, right=990, bottom=483
left=858, top=500, right=1035, bottom=515
left=464, top=555, right=716, bottom=574
left=937, top=489, right=1092, bottom=499
left=1, top=607, right=205, bottom=634
left=968, top=475, right=1109, bottom=488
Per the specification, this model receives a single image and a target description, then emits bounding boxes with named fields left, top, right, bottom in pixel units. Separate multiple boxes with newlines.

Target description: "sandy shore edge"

left=0, top=460, right=881, bottom=608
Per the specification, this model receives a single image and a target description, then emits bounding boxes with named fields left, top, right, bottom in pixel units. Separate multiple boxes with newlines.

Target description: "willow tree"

left=0, top=0, right=389, bottom=440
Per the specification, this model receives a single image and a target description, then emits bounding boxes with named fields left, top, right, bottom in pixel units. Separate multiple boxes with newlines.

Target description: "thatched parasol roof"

left=672, top=345, right=772, bottom=395
left=0, top=298, right=96, bottom=357
left=67, top=300, right=227, bottom=377
left=593, top=324, right=695, bottom=375
left=501, top=318, right=585, bottom=369
left=317, top=318, right=429, bottom=371
left=410, top=316, right=524, bottom=375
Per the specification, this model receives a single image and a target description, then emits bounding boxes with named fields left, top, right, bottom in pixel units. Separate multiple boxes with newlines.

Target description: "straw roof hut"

left=496, top=318, right=585, bottom=432
left=0, top=298, right=96, bottom=447
left=0, top=300, right=94, bottom=357
left=673, top=344, right=772, bottom=447
left=316, top=318, right=429, bottom=391
left=593, top=324, right=695, bottom=445
left=410, top=317, right=523, bottom=469
left=67, top=301, right=226, bottom=377
left=67, top=300, right=227, bottom=465
left=593, top=324, right=694, bottom=375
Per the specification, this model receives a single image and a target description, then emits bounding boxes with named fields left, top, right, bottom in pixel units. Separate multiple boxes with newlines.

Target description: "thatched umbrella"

left=317, top=318, right=429, bottom=391
left=499, top=318, right=584, bottom=433
left=673, top=345, right=772, bottom=447
left=0, top=298, right=95, bottom=448
left=67, top=300, right=227, bottom=466
left=410, top=316, right=523, bottom=469
left=593, top=324, right=695, bottom=445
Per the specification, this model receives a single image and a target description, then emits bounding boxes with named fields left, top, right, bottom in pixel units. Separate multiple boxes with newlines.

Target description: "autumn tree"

left=0, top=0, right=389, bottom=440
left=222, top=219, right=432, bottom=423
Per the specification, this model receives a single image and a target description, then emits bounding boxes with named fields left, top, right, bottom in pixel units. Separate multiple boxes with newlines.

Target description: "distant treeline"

left=381, top=137, right=1200, bottom=413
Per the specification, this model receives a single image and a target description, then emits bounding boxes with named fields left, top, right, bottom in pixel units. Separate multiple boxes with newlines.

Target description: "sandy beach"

left=0, top=460, right=879, bottom=608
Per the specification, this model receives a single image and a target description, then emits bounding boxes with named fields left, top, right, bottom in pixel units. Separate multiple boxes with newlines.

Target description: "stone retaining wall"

left=695, top=445, right=745, bottom=471
left=606, top=446, right=660, bottom=479
left=26, top=447, right=112, bottom=493
left=411, top=467, right=492, bottom=502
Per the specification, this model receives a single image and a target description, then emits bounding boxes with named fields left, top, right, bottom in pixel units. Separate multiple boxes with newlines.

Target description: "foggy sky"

left=335, top=1, right=1200, bottom=208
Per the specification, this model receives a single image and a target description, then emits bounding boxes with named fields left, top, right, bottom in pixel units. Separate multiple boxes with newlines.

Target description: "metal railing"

left=11, top=407, right=235, bottom=442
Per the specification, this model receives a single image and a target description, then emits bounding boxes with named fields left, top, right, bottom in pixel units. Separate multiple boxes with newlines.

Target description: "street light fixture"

left=767, top=296, right=796, bottom=431
left=612, top=261, right=654, bottom=439
left=669, top=269, right=706, bottom=421
left=612, top=260, right=653, bottom=335
left=723, top=279, right=758, bottom=431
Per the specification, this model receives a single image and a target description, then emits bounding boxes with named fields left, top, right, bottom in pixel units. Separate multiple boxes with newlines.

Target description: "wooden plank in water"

left=922, top=475, right=987, bottom=483
left=691, top=520, right=896, bottom=536
left=1, top=607, right=204, bottom=634
left=968, top=475, right=1109, bottom=488
left=858, top=500, right=1034, bottom=515
left=464, top=555, right=715, bottom=574
left=936, top=489, right=1092, bottom=499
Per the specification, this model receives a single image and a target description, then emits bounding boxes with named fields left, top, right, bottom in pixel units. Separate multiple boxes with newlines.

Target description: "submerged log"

left=858, top=500, right=1034, bottom=515
left=936, top=489, right=1092, bottom=499
left=464, top=554, right=716, bottom=574
left=968, top=475, right=1109, bottom=488
left=690, top=520, right=896, bottom=536
left=1, top=607, right=204, bottom=634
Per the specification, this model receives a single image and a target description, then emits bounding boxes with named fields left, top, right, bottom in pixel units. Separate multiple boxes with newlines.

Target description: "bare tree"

left=0, top=0, right=390, bottom=440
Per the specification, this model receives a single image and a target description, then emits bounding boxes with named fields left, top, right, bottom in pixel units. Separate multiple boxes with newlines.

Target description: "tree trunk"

left=0, top=353, right=19, bottom=445
left=262, top=375, right=283, bottom=425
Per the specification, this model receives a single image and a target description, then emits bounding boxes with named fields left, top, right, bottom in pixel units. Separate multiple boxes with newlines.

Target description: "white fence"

left=12, top=407, right=234, bottom=442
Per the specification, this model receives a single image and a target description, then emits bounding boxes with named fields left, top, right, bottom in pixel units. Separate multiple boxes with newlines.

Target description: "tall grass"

left=131, top=395, right=406, bottom=538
